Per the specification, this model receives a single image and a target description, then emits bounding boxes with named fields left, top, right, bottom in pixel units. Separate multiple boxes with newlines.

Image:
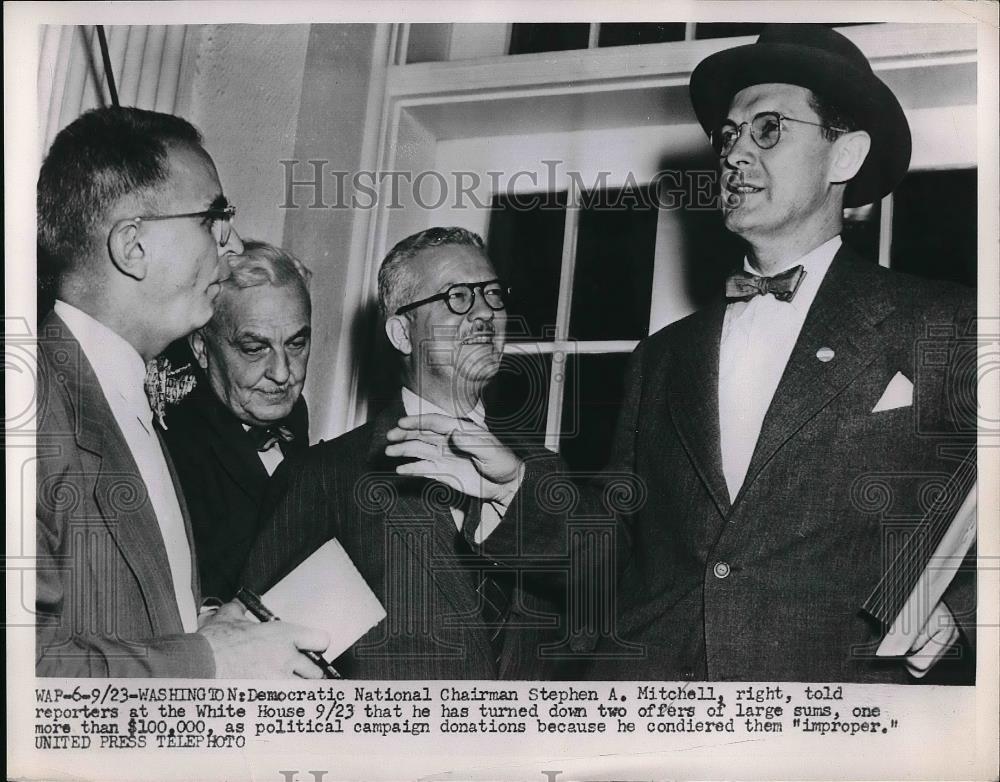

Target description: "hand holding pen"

left=199, top=596, right=335, bottom=679
left=235, top=588, right=341, bottom=679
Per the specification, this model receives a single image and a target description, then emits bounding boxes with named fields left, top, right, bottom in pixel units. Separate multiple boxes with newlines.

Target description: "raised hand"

left=385, top=413, right=524, bottom=503
left=199, top=601, right=331, bottom=679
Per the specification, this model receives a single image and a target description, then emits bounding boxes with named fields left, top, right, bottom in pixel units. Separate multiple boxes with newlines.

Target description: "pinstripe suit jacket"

left=242, top=401, right=562, bottom=680
left=35, top=312, right=214, bottom=677
left=488, top=247, right=977, bottom=682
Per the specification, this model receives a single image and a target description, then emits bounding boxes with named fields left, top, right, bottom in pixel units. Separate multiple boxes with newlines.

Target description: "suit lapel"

left=366, top=402, right=495, bottom=664
left=191, top=385, right=270, bottom=498
left=49, top=313, right=184, bottom=634
left=737, top=249, right=895, bottom=503
left=665, top=302, right=732, bottom=517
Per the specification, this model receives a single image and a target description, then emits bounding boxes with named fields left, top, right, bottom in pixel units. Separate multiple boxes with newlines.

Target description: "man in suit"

left=388, top=26, right=977, bottom=682
left=35, top=106, right=330, bottom=677
left=243, top=227, right=561, bottom=679
left=162, top=240, right=312, bottom=601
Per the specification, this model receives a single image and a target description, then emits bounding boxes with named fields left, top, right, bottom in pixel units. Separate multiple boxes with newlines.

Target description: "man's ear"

left=385, top=315, right=412, bottom=356
left=107, top=219, right=149, bottom=281
left=188, top=330, right=209, bottom=370
left=828, top=130, right=871, bottom=185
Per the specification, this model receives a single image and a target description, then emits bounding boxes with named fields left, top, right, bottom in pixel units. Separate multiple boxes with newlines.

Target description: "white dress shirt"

left=401, top=387, right=506, bottom=543
left=55, top=301, right=199, bottom=631
left=718, top=236, right=841, bottom=501
left=241, top=423, right=284, bottom=476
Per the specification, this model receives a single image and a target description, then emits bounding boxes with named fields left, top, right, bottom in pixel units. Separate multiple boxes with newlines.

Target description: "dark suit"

left=161, top=379, right=308, bottom=601
left=36, top=312, right=214, bottom=677
left=242, top=401, right=562, bottom=679
left=491, top=246, right=976, bottom=682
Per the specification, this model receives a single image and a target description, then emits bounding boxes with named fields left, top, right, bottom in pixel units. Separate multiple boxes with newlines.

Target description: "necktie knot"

left=725, top=265, right=806, bottom=302
left=143, top=358, right=197, bottom=429
left=248, top=423, right=295, bottom=452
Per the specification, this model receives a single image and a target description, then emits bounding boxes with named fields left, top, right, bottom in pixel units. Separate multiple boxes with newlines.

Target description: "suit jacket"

left=35, top=312, right=215, bottom=677
left=161, top=379, right=308, bottom=601
left=241, top=401, right=562, bottom=679
left=491, top=246, right=976, bottom=683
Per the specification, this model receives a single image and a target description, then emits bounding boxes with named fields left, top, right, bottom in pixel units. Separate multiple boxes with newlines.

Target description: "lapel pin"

left=816, top=347, right=835, bottom=363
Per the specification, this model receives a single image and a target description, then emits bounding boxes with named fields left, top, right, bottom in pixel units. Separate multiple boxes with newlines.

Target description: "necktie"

left=457, top=492, right=512, bottom=666
left=725, top=265, right=806, bottom=302
left=248, top=423, right=295, bottom=452
left=143, top=358, right=197, bottom=430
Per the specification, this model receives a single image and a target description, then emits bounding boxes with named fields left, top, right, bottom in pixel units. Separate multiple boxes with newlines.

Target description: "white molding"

left=385, top=23, right=975, bottom=101
left=504, top=340, right=640, bottom=355
left=326, top=23, right=395, bottom=437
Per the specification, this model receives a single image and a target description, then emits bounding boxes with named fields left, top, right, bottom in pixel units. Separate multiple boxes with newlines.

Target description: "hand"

left=199, top=601, right=331, bottom=679
left=385, top=413, right=524, bottom=504
left=905, top=600, right=960, bottom=678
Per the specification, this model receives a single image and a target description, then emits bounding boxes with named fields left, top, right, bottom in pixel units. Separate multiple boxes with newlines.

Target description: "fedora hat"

left=689, top=24, right=911, bottom=207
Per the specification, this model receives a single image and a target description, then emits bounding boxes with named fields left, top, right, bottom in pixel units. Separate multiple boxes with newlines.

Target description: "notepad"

left=257, top=539, right=386, bottom=661
left=875, top=483, right=977, bottom=657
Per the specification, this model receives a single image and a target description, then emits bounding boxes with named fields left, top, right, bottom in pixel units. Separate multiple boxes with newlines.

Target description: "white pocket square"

left=872, top=371, right=913, bottom=412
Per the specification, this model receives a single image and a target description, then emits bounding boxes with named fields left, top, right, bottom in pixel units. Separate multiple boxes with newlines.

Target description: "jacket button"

left=713, top=561, right=731, bottom=579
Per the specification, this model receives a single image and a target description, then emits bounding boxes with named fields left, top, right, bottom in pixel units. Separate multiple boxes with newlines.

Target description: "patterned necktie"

left=725, top=265, right=806, bottom=302
left=248, top=423, right=295, bottom=452
left=457, top=493, right=512, bottom=666
left=143, top=358, right=197, bottom=430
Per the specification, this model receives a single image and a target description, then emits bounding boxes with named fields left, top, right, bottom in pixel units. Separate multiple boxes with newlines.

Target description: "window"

left=486, top=184, right=660, bottom=461
left=508, top=23, right=591, bottom=55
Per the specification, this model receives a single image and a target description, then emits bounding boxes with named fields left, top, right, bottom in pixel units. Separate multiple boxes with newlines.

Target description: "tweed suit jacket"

left=161, top=380, right=309, bottom=602
left=242, top=401, right=562, bottom=680
left=489, top=246, right=977, bottom=682
left=35, top=312, right=214, bottom=677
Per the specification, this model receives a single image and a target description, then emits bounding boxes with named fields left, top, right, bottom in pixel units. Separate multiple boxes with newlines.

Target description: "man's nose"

left=266, top=348, right=291, bottom=384
left=467, top=286, right=495, bottom=320
left=219, top=224, right=244, bottom=256
left=724, top=122, right=757, bottom=167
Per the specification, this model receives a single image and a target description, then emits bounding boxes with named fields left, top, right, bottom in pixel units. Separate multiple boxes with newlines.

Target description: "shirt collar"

left=401, top=386, right=487, bottom=429
left=740, top=235, right=841, bottom=314
left=54, top=300, right=151, bottom=420
left=742, top=235, right=841, bottom=277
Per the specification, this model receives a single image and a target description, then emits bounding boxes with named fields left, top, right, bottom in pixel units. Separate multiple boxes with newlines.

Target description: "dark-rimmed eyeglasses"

left=132, top=204, right=237, bottom=246
left=710, top=112, right=848, bottom=158
left=395, top=279, right=509, bottom=316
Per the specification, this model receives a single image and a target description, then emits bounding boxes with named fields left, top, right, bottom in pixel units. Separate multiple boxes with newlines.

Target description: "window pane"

left=559, top=353, right=631, bottom=471
left=598, top=23, right=686, bottom=47
left=890, top=169, right=976, bottom=288
left=841, top=201, right=882, bottom=264
left=484, top=352, right=552, bottom=445
left=488, top=192, right=567, bottom=340
left=568, top=185, right=659, bottom=341
left=509, top=23, right=590, bottom=55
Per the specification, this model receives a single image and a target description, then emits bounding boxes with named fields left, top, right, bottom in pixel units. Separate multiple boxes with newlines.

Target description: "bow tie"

left=725, top=265, right=806, bottom=302
left=143, top=358, right=197, bottom=430
left=248, top=423, right=295, bottom=452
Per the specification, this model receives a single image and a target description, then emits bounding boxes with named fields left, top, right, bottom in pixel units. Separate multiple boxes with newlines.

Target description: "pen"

left=235, top=587, right=341, bottom=679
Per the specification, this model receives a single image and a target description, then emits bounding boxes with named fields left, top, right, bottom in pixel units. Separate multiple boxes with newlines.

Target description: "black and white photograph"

left=6, top=1, right=999, bottom=780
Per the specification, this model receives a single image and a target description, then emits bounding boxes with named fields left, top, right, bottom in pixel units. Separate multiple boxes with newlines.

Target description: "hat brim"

left=690, top=42, right=911, bottom=207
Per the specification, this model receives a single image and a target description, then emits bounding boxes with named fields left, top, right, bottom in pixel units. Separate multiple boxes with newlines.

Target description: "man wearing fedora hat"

left=387, top=24, right=977, bottom=683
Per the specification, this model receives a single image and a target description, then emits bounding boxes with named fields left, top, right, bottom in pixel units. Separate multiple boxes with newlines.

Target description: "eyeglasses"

left=132, top=204, right=237, bottom=246
left=395, top=279, right=509, bottom=316
left=710, top=112, right=848, bottom=158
